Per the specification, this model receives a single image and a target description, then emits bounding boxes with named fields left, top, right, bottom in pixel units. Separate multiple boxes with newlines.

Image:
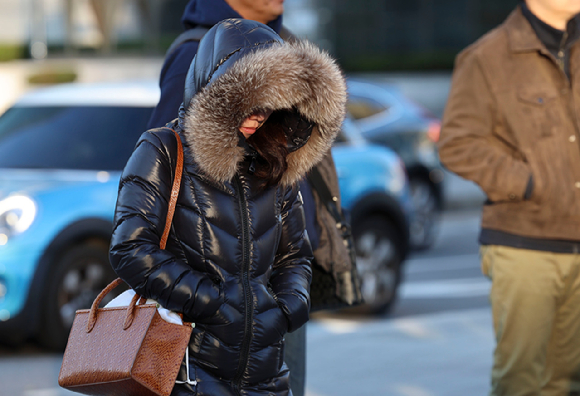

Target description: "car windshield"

left=0, top=106, right=152, bottom=171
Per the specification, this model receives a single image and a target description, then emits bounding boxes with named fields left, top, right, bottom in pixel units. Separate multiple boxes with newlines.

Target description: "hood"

left=181, top=0, right=282, bottom=32
left=180, top=19, right=347, bottom=187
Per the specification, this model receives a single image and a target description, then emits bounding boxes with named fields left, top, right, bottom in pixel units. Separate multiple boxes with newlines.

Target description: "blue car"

left=333, top=117, right=412, bottom=314
left=347, top=79, right=443, bottom=250
left=0, top=81, right=412, bottom=349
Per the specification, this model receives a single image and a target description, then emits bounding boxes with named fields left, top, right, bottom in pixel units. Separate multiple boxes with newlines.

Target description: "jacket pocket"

left=267, top=285, right=289, bottom=339
left=524, top=137, right=575, bottom=215
left=480, top=246, right=492, bottom=279
left=517, top=87, right=561, bottom=141
left=517, top=88, right=558, bottom=106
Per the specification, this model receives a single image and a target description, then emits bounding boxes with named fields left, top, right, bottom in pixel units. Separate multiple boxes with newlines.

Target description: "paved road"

left=0, top=209, right=493, bottom=396
left=305, top=208, right=493, bottom=396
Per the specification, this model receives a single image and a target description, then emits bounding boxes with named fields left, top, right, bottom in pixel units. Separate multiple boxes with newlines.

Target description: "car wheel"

left=352, top=217, right=403, bottom=315
left=409, top=178, right=439, bottom=250
left=37, top=241, right=118, bottom=350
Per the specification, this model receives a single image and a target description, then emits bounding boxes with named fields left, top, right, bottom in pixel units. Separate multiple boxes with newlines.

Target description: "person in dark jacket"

left=146, top=1, right=362, bottom=395
left=110, top=18, right=346, bottom=396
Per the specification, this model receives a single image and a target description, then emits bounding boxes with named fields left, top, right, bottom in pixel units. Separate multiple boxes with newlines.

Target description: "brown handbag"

left=58, top=129, right=191, bottom=396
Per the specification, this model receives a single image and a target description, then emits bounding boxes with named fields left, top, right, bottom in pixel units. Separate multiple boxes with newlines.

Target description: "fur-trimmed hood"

left=179, top=18, right=347, bottom=187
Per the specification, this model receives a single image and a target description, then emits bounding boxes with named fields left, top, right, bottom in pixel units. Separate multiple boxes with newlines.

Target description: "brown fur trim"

left=182, top=40, right=346, bottom=186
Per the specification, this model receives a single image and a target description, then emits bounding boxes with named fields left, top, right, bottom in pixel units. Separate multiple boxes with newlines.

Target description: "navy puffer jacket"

left=110, top=19, right=346, bottom=396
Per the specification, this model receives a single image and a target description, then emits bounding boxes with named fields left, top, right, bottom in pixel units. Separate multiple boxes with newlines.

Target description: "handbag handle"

left=86, top=279, right=147, bottom=332
left=86, top=128, right=184, bottom=333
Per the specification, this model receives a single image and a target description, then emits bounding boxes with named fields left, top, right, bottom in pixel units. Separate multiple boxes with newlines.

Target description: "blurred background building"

left=0, top=0, right=517, bottom=70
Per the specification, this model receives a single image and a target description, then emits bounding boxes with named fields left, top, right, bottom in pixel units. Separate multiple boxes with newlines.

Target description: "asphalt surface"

left=0, top=208, right=494, bottom=396
left=305, top=208, right=492, bottom=396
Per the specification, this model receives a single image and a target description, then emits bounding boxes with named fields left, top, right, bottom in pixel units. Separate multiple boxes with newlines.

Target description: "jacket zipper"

left=233, top=174, right=253, bottom=394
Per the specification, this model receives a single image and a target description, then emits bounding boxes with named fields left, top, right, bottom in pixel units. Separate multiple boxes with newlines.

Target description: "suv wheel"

left=409, top=178, right=439, bottom=250
left=352, top=217, right=402, bottom=315
left=37, top=241, right=118, bottom=350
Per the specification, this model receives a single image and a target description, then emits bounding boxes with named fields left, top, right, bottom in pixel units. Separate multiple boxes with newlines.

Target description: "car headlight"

left=0, top=195, right=36, bottom=245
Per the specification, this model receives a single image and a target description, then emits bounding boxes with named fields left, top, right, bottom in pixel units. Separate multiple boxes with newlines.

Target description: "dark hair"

left=247, top=110, right=289, bottom=188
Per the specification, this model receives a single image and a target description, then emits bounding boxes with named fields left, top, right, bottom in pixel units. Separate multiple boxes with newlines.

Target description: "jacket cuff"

left=277, top=293, right=310, bottom=333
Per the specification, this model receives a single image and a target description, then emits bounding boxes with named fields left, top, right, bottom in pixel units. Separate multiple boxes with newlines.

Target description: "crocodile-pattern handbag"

left=58, top=129, right=191, bottom=396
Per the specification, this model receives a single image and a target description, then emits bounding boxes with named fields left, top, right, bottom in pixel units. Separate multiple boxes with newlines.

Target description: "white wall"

left=0, top=0, right=143, bottom=46
left=0, top=0, right=29, bottom=43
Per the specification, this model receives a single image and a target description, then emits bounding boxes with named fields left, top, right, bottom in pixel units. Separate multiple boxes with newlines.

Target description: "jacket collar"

left=507, top=4, right=580, bottom=54
left=520, top=1, right=580, bottom=53
left=507, top=6, right=547, bottom=53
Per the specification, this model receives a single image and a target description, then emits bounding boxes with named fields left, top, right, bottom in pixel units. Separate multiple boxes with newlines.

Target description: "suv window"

left=0, top=106, right=152, bottom=171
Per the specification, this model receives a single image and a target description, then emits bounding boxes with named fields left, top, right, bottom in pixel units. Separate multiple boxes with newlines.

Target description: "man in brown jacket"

left=439, top=0, right=580, bottom=394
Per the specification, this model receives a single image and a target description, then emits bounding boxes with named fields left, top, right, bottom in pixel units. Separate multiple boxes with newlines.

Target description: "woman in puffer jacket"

left=109, top=18, right=346, bottom=396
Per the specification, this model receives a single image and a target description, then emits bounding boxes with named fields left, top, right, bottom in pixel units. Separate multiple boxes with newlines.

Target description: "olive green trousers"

left=481, top=245, right=580, bottom=396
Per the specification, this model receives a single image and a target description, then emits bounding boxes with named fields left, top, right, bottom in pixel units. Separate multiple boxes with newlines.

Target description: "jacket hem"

left=479, top=228, right=580, bottom=253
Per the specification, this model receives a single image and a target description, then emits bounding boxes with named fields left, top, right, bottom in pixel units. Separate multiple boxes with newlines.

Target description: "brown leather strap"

left=160, top=128, right=184, bottom=250
left=88, top=129, right=184, bottom=331
left=87, top=278, right=124, bottom=332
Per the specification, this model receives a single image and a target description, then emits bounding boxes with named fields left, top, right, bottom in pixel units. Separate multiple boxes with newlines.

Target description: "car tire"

left=351, top=217, right=403, bottom=315
left=409, top=178, right=439, bottom=250
left=37, top=241, right=118, bottom=350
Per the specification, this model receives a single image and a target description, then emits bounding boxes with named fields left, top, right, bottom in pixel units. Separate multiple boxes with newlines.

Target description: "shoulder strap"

left=278, top=25, right=296, bottom=42
left=160, top=128, right=184, bottom=250
left=307, top=167, right=342, bottom=224
left=165, top=26, right=210, bottom=58
left=106, top=128, right=183, bottom=288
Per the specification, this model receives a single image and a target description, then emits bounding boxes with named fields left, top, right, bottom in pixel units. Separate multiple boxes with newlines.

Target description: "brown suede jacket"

left=439, top=7, right=580, bottom=242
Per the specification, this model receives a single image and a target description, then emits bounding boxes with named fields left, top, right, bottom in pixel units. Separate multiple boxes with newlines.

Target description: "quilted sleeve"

left=109, top=131, right=223, bottom=321
left=270, top=184, right=313, bottom=332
